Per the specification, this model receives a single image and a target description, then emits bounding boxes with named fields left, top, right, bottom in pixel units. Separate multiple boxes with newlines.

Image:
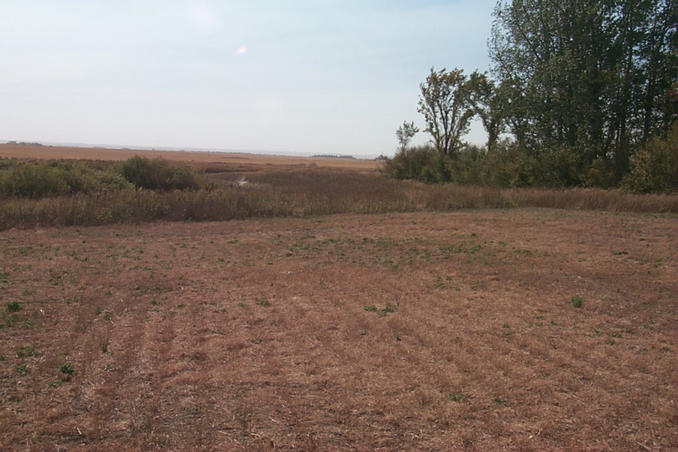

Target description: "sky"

left=0, top=0, right=497, bottom=157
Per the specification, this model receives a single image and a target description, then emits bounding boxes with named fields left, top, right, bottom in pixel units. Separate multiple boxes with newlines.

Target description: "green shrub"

left=170, top=166, right=203, bottom=190
left=121, top=156, right=166, bottom=190
left=0, top=159, right=128, bottom=198
left=121, top=156, right=204, bottom=190
left=98, top=171, right=133, bottom=192
left=585, top=157, right=618, bottom=188
left=623, top=123, right=678, bottom=193
left=382, top=145, right=437, bottom=181
left=0, top=161, right=68, bottom=197
left=384, top=142, right=585, bottom=187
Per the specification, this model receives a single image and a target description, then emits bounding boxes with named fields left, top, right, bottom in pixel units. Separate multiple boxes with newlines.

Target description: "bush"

left=585, top=157, right=617, bottom=188
left=169, top=166, right=203, bottom=190
left=121, top=156, right=167, bottom=190
left=0, top=161, right=94, bottom=198
left=384, top=143, right=558, bottom=187
left=0, top=159, right=126, bottom=198
left=382, top=145, right=437, bottom=181
left=98, top=171, right=134, bottom=192
left=0, top=157, right=205, bottom=198
left=385, top=141, right=613, bottom=189
left=623, top=123, right=678, bottom=193
left=121, top=156, right=204, bottom=190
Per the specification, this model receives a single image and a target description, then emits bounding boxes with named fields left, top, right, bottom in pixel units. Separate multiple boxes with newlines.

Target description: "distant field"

left=0, top=210, right=676, bottom=450
left=0, top=143, right=382, bottom=171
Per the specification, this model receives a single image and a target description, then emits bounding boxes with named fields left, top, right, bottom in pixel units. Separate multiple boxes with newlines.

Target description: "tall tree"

left=467, top=72, right=506, bottom=153
left=489, top=0, right=677, bottom=181
left=418, top=68, right=474, bottom=155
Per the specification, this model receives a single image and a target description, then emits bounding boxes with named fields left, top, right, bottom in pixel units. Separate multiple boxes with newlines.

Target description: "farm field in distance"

left=1, top=208, right=676, bottom=450
left=0, top=143, right=382, bottom=172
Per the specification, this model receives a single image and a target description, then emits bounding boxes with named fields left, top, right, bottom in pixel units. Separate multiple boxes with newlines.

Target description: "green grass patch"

left=571, top=295, right=584, bottom=308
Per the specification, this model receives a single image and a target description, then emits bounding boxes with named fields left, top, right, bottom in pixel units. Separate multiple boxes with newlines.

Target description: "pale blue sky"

left=0, top=0, right=496, bottom=156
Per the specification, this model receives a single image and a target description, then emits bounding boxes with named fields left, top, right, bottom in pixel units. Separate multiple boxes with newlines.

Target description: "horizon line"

left=1, top=139, right=384, bottom=160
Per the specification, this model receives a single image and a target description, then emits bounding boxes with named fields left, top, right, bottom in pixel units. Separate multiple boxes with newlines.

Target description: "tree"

left=489, top=0, right=678, bottom=182
left=395, top=121, right=419, bottom=151
left=418, top=68, right=474, bottom=155
left=467, top=71, right=506, bottom=153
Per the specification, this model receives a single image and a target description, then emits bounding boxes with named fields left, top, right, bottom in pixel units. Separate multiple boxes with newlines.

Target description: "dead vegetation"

left=0, top=210, right=676, bottom=450
left=0, top=145, right=676, bottom=231
left=1, top=165, right=676, bottom=230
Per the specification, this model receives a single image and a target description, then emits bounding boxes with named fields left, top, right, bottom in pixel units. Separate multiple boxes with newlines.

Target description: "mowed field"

left=1, top=209, right=676, bottom=450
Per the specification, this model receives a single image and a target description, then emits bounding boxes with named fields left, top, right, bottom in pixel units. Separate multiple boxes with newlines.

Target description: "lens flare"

left=234, top=45, right=247, bottom=55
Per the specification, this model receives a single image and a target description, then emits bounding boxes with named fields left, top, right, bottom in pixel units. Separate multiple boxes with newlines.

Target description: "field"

left=0, top=144, right=381, bottom=172
left=1, top=208, right=676, bottom=450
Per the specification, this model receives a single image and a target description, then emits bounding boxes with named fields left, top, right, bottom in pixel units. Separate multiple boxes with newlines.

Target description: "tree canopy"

left=390, top=0, right=678, bottom=192
left=489, top=0, right=677, bottom=179
left=418, top=68, right=474, bottom=155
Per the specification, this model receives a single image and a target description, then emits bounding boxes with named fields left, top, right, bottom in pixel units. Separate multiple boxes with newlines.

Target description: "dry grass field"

left=1, top=209, right=676, bottom=450
left=0, top=143, right=381, bottom=172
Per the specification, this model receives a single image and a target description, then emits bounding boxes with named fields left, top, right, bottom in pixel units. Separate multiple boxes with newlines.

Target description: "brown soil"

left=0, top=209, right=676, bottom=450
left=0, top=144, right=381, bottom=171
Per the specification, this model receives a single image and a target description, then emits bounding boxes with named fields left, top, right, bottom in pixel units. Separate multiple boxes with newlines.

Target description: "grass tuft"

left=571, top=295, right=584, bottom=308
left=59, top=362, right=74, bottom=376
left=5, top=301, right=21, bottom=312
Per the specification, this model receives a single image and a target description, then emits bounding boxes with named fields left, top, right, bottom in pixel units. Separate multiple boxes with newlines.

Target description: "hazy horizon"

left=0, top=0, right=495, bottom=157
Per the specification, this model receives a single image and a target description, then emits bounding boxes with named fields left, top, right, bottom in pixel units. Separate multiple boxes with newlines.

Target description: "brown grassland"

left=0, top=146, right=677, bottom=450
left=0, top=143, right=381, bottom=171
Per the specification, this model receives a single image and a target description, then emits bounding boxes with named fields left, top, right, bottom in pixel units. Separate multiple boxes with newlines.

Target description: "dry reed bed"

left=1, top=173, right=676, bottom=230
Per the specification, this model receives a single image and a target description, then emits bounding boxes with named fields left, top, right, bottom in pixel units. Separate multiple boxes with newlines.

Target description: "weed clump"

left=16, top=344, right=36, bottom=358
left=5, top=301, right=21, bottom=312
left=449, top=391, right=467, bottom=402
left=255, top=297, right=271, bottom=307
left=380, top=305, right=395, bottom=316
left=571, top=295, right=584, bottom=308
left=59, top=362, right=74, bottom=377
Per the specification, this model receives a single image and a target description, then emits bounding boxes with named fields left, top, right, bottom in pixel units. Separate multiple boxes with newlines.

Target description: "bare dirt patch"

left=0, top=209, right=676, bottom=450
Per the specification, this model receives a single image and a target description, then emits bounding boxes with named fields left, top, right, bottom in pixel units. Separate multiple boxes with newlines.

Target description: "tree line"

left=386, top=0, right=677, bottom=193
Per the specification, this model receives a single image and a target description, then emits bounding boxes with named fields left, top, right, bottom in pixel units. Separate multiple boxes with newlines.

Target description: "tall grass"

left=1, top=168, right=676, bottom=230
